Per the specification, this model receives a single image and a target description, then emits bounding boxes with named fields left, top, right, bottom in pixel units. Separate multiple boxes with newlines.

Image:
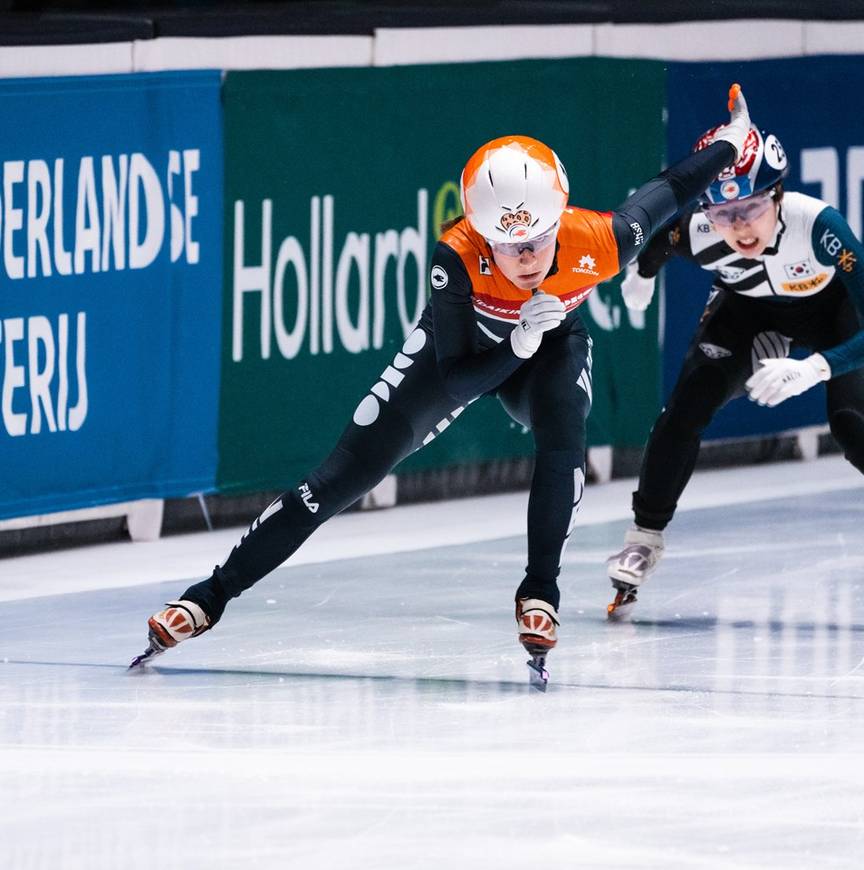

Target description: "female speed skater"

left=133, top=86, right=754, bottom=687
left=606, top=115, right=864, bottom=619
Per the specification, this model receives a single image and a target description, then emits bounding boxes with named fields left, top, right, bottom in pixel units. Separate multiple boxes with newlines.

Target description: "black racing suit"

left=181, top=142, right=739, bottom=622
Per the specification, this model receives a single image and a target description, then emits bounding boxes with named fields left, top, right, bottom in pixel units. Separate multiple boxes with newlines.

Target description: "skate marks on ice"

left=2, top=486, right=863, bottom=699
left=7, top=655, right=864, bottom=707
left=1, top=487, right=862, bottom=651
left=3, top=488, right=864, bottom=868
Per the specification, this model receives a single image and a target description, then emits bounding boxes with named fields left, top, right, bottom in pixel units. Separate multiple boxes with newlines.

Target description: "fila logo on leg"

left=298, top=482, right=320, bottom=513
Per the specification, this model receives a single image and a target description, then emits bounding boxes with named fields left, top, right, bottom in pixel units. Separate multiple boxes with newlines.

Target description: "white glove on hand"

left=745, top=354, right=831, bottom=407
left=712, top=83, right=751, bottom=160
left=510, top=292, right=566, bottom=359
left=620, top=263, right=656, bottom=311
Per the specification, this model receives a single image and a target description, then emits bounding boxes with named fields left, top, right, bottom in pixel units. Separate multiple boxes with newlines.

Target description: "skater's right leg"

left=606, top=368, right=725, bottom=616
left=609, top=293, right=756, bottom=613
left=498, top=329, right=592, bottom=656
left=630, top=362, right=731, bottom=534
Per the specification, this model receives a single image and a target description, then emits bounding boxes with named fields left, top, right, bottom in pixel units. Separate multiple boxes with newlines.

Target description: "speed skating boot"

left=606, top=527, right=664, bottom=619
left=129, top=600, right=211, bottom=668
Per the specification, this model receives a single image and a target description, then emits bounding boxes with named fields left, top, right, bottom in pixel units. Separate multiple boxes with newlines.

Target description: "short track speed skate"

left=607, top=581, right=639, bottom=620
left=606, top=527, right=664, bottom=621
left=128, top=600, right=211, bottom=669
left=516, top=598, right=559, bottom=692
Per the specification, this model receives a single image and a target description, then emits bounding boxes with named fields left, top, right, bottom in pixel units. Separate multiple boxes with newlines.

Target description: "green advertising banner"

left=220, top=59, right=665, bottom=494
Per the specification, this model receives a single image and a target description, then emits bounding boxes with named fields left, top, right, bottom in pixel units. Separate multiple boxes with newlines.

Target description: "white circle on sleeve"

left=430, top=265, right=448, bottom=289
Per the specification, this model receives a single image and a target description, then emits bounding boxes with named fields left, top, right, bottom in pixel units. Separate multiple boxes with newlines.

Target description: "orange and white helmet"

left=460, top=135, right=569, bottom=244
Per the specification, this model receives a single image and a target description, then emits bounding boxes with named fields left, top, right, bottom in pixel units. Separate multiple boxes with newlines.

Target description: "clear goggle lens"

left=487, top=222, right=559, bottom=257
left=703, top=191, right=774, bottom=227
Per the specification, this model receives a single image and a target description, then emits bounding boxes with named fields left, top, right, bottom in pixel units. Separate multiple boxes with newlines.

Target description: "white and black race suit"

left=631, top=192, right=864, bottom=530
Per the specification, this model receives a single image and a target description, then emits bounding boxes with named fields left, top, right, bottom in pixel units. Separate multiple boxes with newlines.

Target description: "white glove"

left=510, top=292, right=566, bottom=359
left=745, top=354, right=831, bottom=407
left=620, top=262, right=656, bottom=311
left=712, top=83, right=751, bottom=161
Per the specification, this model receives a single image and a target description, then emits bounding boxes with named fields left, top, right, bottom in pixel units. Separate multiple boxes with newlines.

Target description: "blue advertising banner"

left=665, top=57, right=864, bottom=439
left=0, top=72, right=223, bottom=519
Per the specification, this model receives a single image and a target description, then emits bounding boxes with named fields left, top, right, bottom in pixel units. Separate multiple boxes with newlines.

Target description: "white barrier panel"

left=594, top=19, right=806, bottom=60
left=133, top=35, right=374, bottom=71
left=0, top=21, right=856, bottom=80
left=373, top=24, right=594, bottom=66
left=0, top=42, right=133, bottom=77
left=804, top=21, right=864, bottom=54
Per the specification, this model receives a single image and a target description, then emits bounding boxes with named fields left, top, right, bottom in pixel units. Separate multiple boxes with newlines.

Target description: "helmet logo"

left=721, top=180, right=740, bottom=200
left=500, top=209, right=532, bottom=239
left=763, top=134, right=787, bottom=170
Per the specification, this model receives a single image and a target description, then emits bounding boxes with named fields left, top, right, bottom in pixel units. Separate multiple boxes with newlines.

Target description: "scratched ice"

left=1, top=459, right=863, bottom=869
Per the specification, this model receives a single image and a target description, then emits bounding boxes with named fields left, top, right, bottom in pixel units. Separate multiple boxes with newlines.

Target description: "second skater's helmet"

left=694, top=123, right=789, bottom=203
left=460, top=135, right=569, bottom=246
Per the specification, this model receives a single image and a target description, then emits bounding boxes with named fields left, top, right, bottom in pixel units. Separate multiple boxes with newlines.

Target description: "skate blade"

left=128, top=644, right=164, bottom=670
left=526, top=656, right=549, bottom=692
left=606, top=601, right=636, bottom=621
left=606, top=588, right=638, bottom=621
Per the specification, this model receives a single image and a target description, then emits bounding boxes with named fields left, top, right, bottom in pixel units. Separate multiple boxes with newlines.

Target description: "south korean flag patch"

left=784, top=260, right=814, bottom=279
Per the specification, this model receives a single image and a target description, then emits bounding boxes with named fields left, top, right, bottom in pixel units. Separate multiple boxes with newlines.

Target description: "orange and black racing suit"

left=183, top=142, right=738, bottom=620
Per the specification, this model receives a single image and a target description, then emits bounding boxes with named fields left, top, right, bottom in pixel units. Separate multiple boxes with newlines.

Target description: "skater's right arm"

left=430, top=241, right=527, bottom=403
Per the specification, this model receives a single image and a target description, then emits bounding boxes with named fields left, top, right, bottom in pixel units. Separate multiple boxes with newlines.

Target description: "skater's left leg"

left=821, top=295, right=864, bottom=476
left=182, top=429, right=415, bottom=622
left=826, top=370, right=864, bottom=475
left=183, top=329, right=461, bottom=623
left=498, top=329, right=592, bottom=649
left=133, top=328, right=463, bottom=665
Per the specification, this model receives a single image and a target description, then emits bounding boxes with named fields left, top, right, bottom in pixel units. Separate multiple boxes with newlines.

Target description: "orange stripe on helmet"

left=461, top=135, right=562, bottom=192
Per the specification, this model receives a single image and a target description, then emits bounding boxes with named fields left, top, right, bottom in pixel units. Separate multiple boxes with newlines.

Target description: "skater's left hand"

left=746, top=354, right=831, bottom=407
left=713, top=83, right=751, bottom=161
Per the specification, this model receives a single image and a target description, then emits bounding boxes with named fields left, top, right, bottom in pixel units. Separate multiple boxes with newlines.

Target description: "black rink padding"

left=1, top=0, right=862, bottom=45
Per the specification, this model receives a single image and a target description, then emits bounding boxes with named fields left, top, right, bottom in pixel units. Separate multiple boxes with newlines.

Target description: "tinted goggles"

left=486, top=222, right=559, bottom=257
left=703, top=191, right=775, bottom=227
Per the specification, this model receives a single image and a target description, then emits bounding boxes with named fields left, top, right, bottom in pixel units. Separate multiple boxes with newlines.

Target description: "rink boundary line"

left=4, top=652, right=864, bottom=699
left=0, top=456, right=860, bottom=603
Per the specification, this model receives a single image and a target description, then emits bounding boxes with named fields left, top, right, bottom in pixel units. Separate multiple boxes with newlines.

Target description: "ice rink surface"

left=2, top=456, right=864, bottom=869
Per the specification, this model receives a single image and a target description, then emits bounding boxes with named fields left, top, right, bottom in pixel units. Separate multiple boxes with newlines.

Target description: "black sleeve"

left=634, top=213, right=695, bottom=278
left=611, top=140, right=735, bottom=268
left=429, top=242, right=524, bottom=404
